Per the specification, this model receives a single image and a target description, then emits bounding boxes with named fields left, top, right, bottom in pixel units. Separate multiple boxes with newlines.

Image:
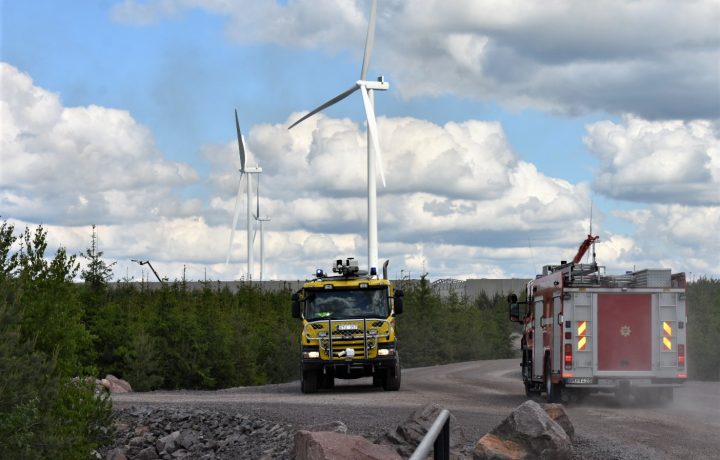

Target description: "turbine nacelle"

left=358, top=78, right=389, bottom=91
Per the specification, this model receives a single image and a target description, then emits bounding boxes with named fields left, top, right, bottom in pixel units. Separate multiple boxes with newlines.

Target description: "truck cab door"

left=533, top=299, right=544, bottom=379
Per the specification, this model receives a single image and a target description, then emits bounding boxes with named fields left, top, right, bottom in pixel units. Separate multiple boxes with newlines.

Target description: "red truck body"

left=509, top=235, right=688, bottom=404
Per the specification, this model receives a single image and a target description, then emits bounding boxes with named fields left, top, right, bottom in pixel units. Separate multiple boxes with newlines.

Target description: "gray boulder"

left=101, top=374, right=133, bottom=393
left=156, top=431, right=180, bottom=454
left=474, top=400, right=572, bottom=460
left=540, top=403, right=574, bottom=440
left=105, top=448, right=128, bottom=460
left=294, top=430, right=401, bottom=460
left=176, top=429, right=198, bottom=450
left=170, top=448, right=190, bottom=458
left=135, top=446, right=159, bottom=460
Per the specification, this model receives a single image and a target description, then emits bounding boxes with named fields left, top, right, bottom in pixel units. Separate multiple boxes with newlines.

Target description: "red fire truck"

left=509, top=234, right=688, bottom=404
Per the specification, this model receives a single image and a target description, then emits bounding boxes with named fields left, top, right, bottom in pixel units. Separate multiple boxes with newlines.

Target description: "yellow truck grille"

left=305, top=318, right=391, bottom=361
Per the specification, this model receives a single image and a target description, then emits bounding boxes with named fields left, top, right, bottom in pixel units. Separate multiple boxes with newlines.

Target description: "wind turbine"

left=288, top=0, right=388, bottom=276
left=227, top=109, right=262, bottom=280
left=252, top=176, right=270, bottom=281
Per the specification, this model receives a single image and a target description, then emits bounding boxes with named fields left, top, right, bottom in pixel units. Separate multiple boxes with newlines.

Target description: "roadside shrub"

left=0, top=221, right=114, bottom=458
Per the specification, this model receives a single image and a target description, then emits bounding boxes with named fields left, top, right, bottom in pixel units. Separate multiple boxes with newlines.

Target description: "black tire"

left=522, top=351, right=534, bottom=397
left=320, top=371, right=334, bottom=389
left=301, top=370, right=318, bottom=394
left=524, top=381, right=534, bottom=398
left=372, top=371, right=384, bottom=387
left=383, top=359, right=401, bottom=391
left=545, top=358, right=561, bottom=403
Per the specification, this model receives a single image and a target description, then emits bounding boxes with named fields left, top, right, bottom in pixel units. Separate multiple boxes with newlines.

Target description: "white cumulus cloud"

left=0, top=63, right=200, bottom=225
left=585, top=116, right=720, bottom=205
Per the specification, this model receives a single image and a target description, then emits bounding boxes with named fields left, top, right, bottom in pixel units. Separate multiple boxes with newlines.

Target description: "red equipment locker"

left=598, top=294, right=652, bottom=371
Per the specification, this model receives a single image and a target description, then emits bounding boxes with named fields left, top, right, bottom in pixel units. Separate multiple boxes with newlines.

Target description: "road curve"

left=113, top=359, right=720, bottom=459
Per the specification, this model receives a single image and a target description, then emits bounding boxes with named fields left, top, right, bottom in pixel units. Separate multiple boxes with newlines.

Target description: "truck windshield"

left=306, top=288, right=388, bottom=320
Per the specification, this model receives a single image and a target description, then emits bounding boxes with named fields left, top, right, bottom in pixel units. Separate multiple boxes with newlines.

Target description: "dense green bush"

left=88, top=281, right=298, bottom=390
left=397, top=276, right=515, bottom=368
left=0, top=222, right=113, bottom=459
left=687, top=277, right=720, bottom=381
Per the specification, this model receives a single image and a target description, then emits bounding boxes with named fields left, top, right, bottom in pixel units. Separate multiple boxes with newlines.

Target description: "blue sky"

left=1, top=0, right=718, bottom=281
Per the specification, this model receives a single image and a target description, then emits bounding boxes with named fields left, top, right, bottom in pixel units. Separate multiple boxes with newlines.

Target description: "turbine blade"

left=288, top=84, right=359, bottom=129
left=360, top=0, right=378, bottom=80
left=235, top=109, right=246, bottom=172
left=226, top=173, right=244, bottom=264
left=360, top=86, right=386, bottom=187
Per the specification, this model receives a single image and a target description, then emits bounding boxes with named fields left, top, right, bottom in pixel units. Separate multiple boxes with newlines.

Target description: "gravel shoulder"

left=112, top=359, right=720, bottom=459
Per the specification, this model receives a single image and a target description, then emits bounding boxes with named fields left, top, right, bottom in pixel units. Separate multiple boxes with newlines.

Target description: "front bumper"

left=301, top=355, right=398, bottom=374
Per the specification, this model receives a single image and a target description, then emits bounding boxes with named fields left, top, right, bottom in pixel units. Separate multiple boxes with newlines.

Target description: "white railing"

left=408, top=409, right=450, bottom=460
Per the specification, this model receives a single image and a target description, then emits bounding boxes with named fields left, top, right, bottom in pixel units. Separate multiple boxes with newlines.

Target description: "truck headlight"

left=303, top=351, right=320, bottom=359
left=378, top=348, right=394, bottom=356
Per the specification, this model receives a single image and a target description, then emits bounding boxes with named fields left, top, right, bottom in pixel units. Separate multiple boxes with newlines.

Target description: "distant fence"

left=432, top=278, right=530, bottom=300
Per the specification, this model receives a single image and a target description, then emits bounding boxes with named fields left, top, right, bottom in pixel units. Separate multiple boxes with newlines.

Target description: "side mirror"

left=393, top=289, right=404, bottom=315
left=508, top=293, right=527, bottom=323
left=509, top=303, right=520, bottom=322
left=291, top=292, right=301, bottom=319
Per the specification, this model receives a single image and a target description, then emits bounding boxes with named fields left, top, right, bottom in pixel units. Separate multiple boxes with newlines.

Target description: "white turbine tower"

left=252, top=176, right=270, bottom=281
left=288, top=0, right=387, bottom=276
left=227, top=109, right=262, bottom=280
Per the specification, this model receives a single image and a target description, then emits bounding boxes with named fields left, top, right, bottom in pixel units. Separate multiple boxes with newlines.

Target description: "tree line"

left=1, top=222, right=718, bottom=457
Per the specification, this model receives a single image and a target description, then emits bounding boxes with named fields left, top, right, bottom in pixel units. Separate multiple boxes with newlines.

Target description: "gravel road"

left=113, top=359, right=720, bottom=459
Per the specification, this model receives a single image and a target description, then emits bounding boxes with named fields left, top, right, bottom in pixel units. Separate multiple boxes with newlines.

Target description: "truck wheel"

left=321, top=371, right=335, bottom=389
left=383, top=360, right=401, bottom=391
left=373, top=371, right=384, bottom=387
left=524, top=381, right=534, bottom=397
left=545, top=359, right=561, bottom=403
left=301, top=370, right=318, bottom=394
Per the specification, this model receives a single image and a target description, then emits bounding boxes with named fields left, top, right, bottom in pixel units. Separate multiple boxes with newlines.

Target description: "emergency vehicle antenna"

left=589, top=198, right=596, bottom=265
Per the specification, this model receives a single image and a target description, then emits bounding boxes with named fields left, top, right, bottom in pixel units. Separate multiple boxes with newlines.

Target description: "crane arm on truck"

left=572, top=234, right=599, bottom=264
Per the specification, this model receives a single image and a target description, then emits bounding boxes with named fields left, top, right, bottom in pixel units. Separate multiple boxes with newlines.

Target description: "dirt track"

left=113, top=359, right=720, bottom=459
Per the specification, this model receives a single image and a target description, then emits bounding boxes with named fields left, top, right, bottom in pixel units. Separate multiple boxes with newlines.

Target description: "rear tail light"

left=564, top=343, right=573, bottom=370
left=678, top=344, right=685, bottom=368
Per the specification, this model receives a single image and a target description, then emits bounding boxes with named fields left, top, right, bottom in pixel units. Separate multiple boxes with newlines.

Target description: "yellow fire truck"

left=292, top=258, right=404, bottom=393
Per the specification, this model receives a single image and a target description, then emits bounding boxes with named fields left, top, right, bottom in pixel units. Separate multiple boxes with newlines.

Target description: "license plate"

left=566, top=377, right=593, bottom=384
left=337, top=324, right=357, bottom=331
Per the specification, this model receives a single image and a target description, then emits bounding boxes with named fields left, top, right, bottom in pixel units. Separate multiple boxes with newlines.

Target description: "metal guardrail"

left=409, top=409, right=450, bottom=460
